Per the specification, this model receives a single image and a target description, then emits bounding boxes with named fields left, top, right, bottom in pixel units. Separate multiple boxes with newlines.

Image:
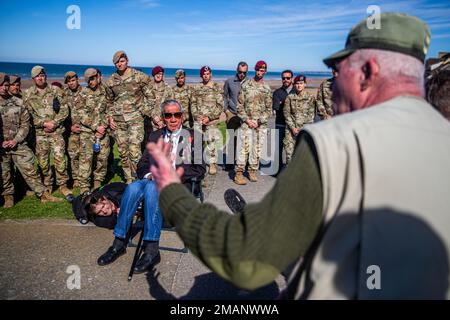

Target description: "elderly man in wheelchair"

left=97, top=99, right=206, bottom=274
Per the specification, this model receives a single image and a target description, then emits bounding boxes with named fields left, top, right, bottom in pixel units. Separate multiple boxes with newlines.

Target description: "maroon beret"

left=294, top=74, right=307, bottom=83
left=152, top=66, right=164, bottom=76
left=200, top=66, right=211, bottom=77
left=254, top=60, right=267, bottom=71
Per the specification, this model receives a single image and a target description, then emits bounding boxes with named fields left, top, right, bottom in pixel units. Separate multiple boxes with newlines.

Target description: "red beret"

left=254, top=60, right=267, bottom=71
left=152, top=66, right=164, bottom=76
left=200, top=66, right=211, bottom=77
left=294, top=75, right=307, bottom=83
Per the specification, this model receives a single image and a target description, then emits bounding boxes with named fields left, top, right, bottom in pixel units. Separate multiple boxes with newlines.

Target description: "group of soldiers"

left=1, top=50, right=335, bottom=208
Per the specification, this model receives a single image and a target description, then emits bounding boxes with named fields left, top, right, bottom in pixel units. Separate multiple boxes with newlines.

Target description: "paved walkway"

left=0, top=168, right=285, bottom=300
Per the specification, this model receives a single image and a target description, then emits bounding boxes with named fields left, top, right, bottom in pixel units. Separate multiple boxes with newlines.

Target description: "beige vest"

left=288, top=96, right=450, bottom=299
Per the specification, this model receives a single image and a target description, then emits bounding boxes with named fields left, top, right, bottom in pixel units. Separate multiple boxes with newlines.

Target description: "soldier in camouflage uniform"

left=316, top=69, right=337, bottom=120
left=235, top=61, right=272, bottom=184
left=78, top=68, right=110, bottom=193
left=148, top=66, right=174, bottom=130
left=283, top=75, right=316, bottom=164
left=63, top=71, right=84, bottom=187
left=191, top=66, right=224, bottom=175
left=23, top=66, right=73, bottom=198
left=172, top=69, right=193, bottom=128
left=105, top=51, right=154, bottom=183
left=0, top=73, right=62, bottom=207
left=426, top=52, right=450, bottom=121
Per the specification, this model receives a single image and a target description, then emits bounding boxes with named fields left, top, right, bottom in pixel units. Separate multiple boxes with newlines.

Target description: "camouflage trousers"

left=283, top=129, right=298, bottom=164
left=67, top=133, right=81, bottom=183
left=194, top=123, right=222, bottom=165
left=1, top=143, right=45, bottom=196
left=35, top=132, right=69, bottom=188
left=78, top=132, right=110, bottom=189
left=236, top=125, right=267, bottom=172
left=112, top=120, right=144, bottom=182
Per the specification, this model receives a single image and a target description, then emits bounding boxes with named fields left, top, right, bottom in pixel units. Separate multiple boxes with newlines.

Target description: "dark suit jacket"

left=137, top=127, right=206, bottom=188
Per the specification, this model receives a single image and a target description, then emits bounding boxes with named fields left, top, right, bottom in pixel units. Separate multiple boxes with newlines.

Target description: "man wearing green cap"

left=63, top=71, right=84, bottom=188
left=23, top=66, right=73, bottom=199
left=172, top=69, right=193, bottom=128
left=1, top=73, right=63, bottom=207
left=145, top=13, right=450, bottom=299
left=105, top=51, right=155, bottom=184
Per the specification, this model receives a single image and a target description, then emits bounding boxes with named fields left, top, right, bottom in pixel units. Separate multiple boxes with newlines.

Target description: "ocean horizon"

left=0, top=61, right=332, bottom=81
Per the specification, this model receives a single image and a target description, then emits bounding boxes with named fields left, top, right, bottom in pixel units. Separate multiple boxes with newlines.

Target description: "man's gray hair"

left=160, top=99, right=184, bottom=114
left=348, top=49, right=425, bottom=93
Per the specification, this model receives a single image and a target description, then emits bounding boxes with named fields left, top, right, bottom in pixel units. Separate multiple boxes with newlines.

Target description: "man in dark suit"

left=97, top=99, right=206, bottom=273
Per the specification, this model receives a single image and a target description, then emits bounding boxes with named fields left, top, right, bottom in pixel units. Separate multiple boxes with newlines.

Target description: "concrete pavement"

left=0, top=167, right=285, bottom=300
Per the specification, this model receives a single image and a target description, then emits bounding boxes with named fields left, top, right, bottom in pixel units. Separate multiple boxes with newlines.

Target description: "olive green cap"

left=64, top=71, right=78, bottom=84
left=0, top=73, right=9, bottom=85
left=323, top=13, right=431, bottom=68
left=9, top=75, right=21, bottom=84
left=31, top=65, right=45, bottom=78
left=84, top=68, right=98, bottom=82
left=113, top=50, right=127, bottom=64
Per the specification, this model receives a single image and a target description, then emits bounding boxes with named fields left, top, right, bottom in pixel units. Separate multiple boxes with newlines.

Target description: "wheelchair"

left=127, top=177, right=204, bottom=281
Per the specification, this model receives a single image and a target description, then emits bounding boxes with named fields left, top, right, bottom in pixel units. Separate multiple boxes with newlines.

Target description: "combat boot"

left=3, top=195, right=14, bottom=208
left=209, top=164, right=217, bottom=175
left=26, top=190, right=35, bottom=197
left=73, top=180, right=79, bottom=188
left=93, top=180, right=102, bottom=190
left=79, top=187, right=90, bottom=195
left=40, top=191, right=63, bottom=203
left=249, top=170, right=258, bottom=182
left=59, top=185, right=73, bottom=197
left=234, top=171, right=247, bottom=185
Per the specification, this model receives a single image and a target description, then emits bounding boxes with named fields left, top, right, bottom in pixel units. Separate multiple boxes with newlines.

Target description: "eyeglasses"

left=238, top=71, right=247, bottom=75
left=282, top=77, right=292, bottom=80
left=164, top=112, right=183, bottom=119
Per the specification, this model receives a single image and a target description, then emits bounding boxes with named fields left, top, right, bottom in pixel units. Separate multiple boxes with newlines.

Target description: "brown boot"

left=26, top=190, right=35, bottom=197
left=249, top=170, right=258, bottom=182
left=40, top=191, right=63, bottom=203
left=209, top=164, right=217, bottom=175
left=93, top=180, right=102, bottom=190
left=73, top=180, right=79, bottom=188
left=234, top=171, right=247, bottom=185
left=3, top=195, right=14, bottom=208
left=79, top=187, right=90, bottom=195
left=59, top=185, right=73, bottom=197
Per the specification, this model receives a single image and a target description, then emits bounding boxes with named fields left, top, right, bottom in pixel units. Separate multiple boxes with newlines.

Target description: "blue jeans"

left=113, top=179, right=162, bottom=241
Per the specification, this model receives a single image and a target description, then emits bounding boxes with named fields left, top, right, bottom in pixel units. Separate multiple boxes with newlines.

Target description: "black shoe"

left=97, top=245, right=126, bottom=266
left=134, top=251, right=161, bottom=274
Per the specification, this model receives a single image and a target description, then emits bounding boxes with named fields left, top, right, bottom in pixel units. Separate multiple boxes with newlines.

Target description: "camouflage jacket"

left=284, top=90, right=316, bottom=130
left=105, top=67, right=153, bottom=122
left=79, top=86, right=109, bottom=133
left=23, top=84, right=69, bottom=135
left=237, top=78, right=272, bottom=125
left=316, top=77, right=334, bottom=118
left=64, top=86, right=84, bottom=126
left=172, top=84, right=192, bottom=111
left=191, top=81, right=224, bottom=125
left=0, top=95, right=30, bottom=144
left=149, top=81, right=174, bottom=119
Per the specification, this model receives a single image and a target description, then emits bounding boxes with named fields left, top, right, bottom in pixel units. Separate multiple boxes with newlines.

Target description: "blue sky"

left=0, top=0, right=449, bottom=71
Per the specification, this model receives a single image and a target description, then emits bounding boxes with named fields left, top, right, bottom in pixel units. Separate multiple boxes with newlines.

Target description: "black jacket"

left=137, top=127, right=206, bottom=189
left=72, top=182, right=127, bottom=229
left=272, top=87, right=294, bottom=125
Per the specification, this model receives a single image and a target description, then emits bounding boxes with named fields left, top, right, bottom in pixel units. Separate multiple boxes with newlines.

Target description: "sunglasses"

left=164, top=112, right=183, bottom=119
left=282, top=77, right=292, bottom=80
left=238, top=71, right=247, bottom=75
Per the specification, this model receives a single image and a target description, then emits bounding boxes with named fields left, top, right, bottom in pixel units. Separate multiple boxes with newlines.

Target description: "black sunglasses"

left=164, top=112, right=183, bottom=119
left=282, top=77, right=292, bottom=80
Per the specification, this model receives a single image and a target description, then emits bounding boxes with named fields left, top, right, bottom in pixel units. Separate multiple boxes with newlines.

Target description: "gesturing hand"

left=146, top=138, right=184, bottom=192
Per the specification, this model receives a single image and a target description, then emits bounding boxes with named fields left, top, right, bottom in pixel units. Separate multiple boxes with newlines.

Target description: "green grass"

left=0, top=122, right=228, bottom=220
